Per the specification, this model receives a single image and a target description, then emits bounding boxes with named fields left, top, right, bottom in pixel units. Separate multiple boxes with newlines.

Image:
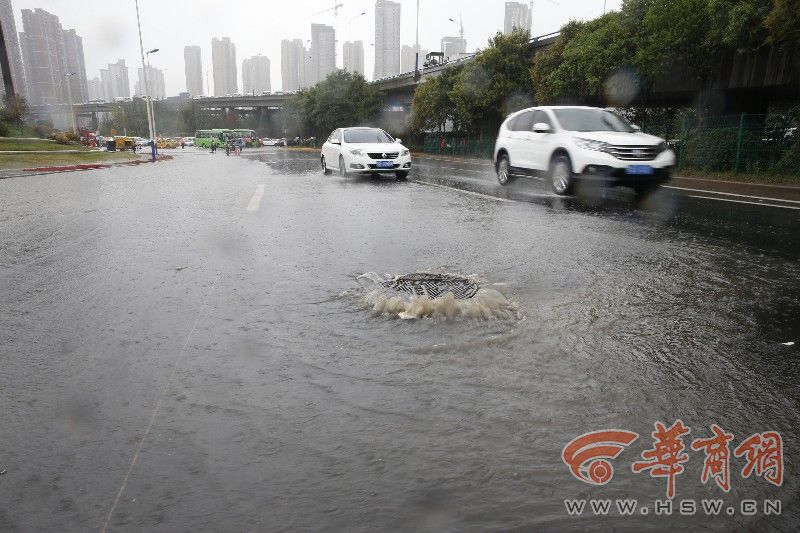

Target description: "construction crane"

left=312, top=2, right=344, bottom=21
left=312, top=2, right=344, bottom=68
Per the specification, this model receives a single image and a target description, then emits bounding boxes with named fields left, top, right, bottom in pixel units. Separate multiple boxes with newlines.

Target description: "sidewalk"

left=413, top=153, right=800, bottom=203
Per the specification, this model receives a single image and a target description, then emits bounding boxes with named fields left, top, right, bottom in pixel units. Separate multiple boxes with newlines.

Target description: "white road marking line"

left=411, top=179, right=514, bottom=203
left=664, top=185, right=800, bottom=204
left=684, top=194, right=800, bottom=210
left=102, top=280, right=218, bottom=533
left=247, top=184, right=265, bottom=212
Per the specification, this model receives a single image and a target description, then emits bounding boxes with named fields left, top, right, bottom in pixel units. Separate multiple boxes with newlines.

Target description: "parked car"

left=493, top=106, right=676, bottom=196
left=320, top=127, right=411, bottom=180
left=261, top=138, right=279, bottom=146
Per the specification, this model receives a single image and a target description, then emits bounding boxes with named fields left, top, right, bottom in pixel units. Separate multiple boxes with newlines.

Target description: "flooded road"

left=1, top=148, right=798, bottom=531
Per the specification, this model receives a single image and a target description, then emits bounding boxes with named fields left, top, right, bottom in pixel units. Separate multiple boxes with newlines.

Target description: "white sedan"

left=320, top=127, right=412, bottom=180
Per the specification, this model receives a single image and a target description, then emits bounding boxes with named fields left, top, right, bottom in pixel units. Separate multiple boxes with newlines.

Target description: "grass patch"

left=0, top=151, right=140, bottom=170
left=0, top=137, right=83, bottom=151
left=676, top=168, right=800, bottom=185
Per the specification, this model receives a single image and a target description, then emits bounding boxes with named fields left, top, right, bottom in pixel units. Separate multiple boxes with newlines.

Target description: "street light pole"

left=414, top=0, right=420, bottom=81
left=134, top=0, right=154, bottom=145
left=63, top=72, right=77, bottom=134
left=347, top=12, right=365, bottom=42
left=146, top=49, right=159, bottom=142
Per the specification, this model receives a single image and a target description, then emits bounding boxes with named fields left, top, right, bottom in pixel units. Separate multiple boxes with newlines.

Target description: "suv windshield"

left=344, top=128, right=394, bottom=143
left=553, top=108, right=635, bottom=132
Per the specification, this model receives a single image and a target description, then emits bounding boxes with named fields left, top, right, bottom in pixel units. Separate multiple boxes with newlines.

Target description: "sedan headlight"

left=401, top=149, right=410, bottom=156
left=574, top=137, right=610, bottom=152
left=349, top=149, right=364, bottom=156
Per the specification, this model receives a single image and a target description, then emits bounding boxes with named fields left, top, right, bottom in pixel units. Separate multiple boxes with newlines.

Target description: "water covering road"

left=1, top=148, right=798, bottom=531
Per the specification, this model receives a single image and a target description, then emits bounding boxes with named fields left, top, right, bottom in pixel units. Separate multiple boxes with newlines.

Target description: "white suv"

left=494, top=106, right=676, bottom=195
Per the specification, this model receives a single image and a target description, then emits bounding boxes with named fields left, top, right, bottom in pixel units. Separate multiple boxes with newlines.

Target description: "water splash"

left=351, top=271, right=520, bottom=320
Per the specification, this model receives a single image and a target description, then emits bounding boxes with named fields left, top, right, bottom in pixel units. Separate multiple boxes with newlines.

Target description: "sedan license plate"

left=377, top=160, right=393, bottom=169
left=626, top=165, right=654, bottom=175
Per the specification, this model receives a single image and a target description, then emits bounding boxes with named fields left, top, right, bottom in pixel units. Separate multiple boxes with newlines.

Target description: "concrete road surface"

left=1, top=148, right=798, bottom=531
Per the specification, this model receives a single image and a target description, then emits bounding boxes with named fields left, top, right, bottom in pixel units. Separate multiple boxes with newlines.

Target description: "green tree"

left=409, top=65, right=461, bottom=133
left=530, top=21, right=584, bottom=104
left=102, top=98, right=149, bottom=136
left=450, top=29, right=534, bottom=134
left=2, top=94, right=29, bottom=128
left=291, top=70, right=382, bottom=139
left=765, top=0, right=800, bottom=45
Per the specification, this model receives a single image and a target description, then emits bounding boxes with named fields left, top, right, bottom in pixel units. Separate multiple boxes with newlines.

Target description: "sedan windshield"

left=344, top=128, right=394, bottom=143
left=553, top=108, right=635, bottom=132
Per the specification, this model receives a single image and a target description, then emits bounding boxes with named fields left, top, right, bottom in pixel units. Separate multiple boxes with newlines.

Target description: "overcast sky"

left=13, top=0, right=622, bottom=96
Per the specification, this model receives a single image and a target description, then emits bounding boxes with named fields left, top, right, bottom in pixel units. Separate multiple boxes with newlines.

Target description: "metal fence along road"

left=419, top=113, right=800, bottom=177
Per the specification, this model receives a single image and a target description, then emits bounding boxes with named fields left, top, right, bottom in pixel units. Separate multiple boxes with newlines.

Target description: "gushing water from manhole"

left=353, top=272, right=518, bottom=320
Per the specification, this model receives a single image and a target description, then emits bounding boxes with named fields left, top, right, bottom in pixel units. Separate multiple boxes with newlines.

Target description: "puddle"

left=350, top=271, right=520, bottom=320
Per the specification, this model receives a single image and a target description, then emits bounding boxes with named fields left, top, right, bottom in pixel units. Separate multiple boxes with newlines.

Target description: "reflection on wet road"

left=1, top=148, right=798, bottom=531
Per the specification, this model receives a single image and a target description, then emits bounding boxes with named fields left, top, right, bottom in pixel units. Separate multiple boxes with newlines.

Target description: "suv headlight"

left=574, top=137, right=610, bottom=152
left=401, top=149, right=410, bottom=156
left=350, top=149, right=364, bottom=156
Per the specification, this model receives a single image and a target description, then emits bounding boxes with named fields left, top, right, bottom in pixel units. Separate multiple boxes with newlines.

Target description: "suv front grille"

left=605, top=144, right=662, bottom=161
left=368, top=152, right=399, bottom=159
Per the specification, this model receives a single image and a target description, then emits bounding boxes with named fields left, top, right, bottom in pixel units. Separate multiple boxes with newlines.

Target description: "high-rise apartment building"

left=61, top=29, right=87, bottom=102
left=242, top=55, right=270, bottom=94
left=343, top=41, right=364, bottom=76
left=281, top=39, right=303, bottom=91
left=184, top=45, right=203, bottom=96
left=310, top=24, right=335, bottom=86
left=211, top=36, right=237, bottom=95
left=504, top=2, right=532, bottom=35
left=0, top=0, right=26, bottom=98
left=100, top=59, right=129, bottom=101
left=401, top=44, right=428, bottom=73
left=300, top=44, right=313, bottom=89
left=373, top=0, right=401, bottom=79
left=87, top=76, right=102, bottom=101
left=18, top=8, right=88, bottom=105
left=441, top=36, right=467, bottom=61
left=135, top=65, right=165, bottom=99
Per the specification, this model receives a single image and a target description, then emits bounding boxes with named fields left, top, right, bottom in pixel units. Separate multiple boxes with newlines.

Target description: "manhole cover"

left=382, top=273, right=479, bottom=300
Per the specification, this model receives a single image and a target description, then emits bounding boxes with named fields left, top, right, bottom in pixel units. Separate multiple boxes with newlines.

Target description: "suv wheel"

left=396, top=171, right=408, bottom=180
left=496, top=153, right=511, bottom=185
left=550, top=154, right=573, bottom=195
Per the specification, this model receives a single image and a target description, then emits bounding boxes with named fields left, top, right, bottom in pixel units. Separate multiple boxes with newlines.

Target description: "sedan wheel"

left=321, top=156, right=331, bottom=175
left=339, top=155, right=348, bottom=177
left=496, top=154, right=511, bottom=185
left=550, top=155, right=573, bottom=195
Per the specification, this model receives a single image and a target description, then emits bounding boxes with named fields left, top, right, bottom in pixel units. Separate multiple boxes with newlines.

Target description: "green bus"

left=195, top=128, right=230, bottom=148
left=195, top=128, right=259, bottom=148
left=230, top=129, right=258, bottom=147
